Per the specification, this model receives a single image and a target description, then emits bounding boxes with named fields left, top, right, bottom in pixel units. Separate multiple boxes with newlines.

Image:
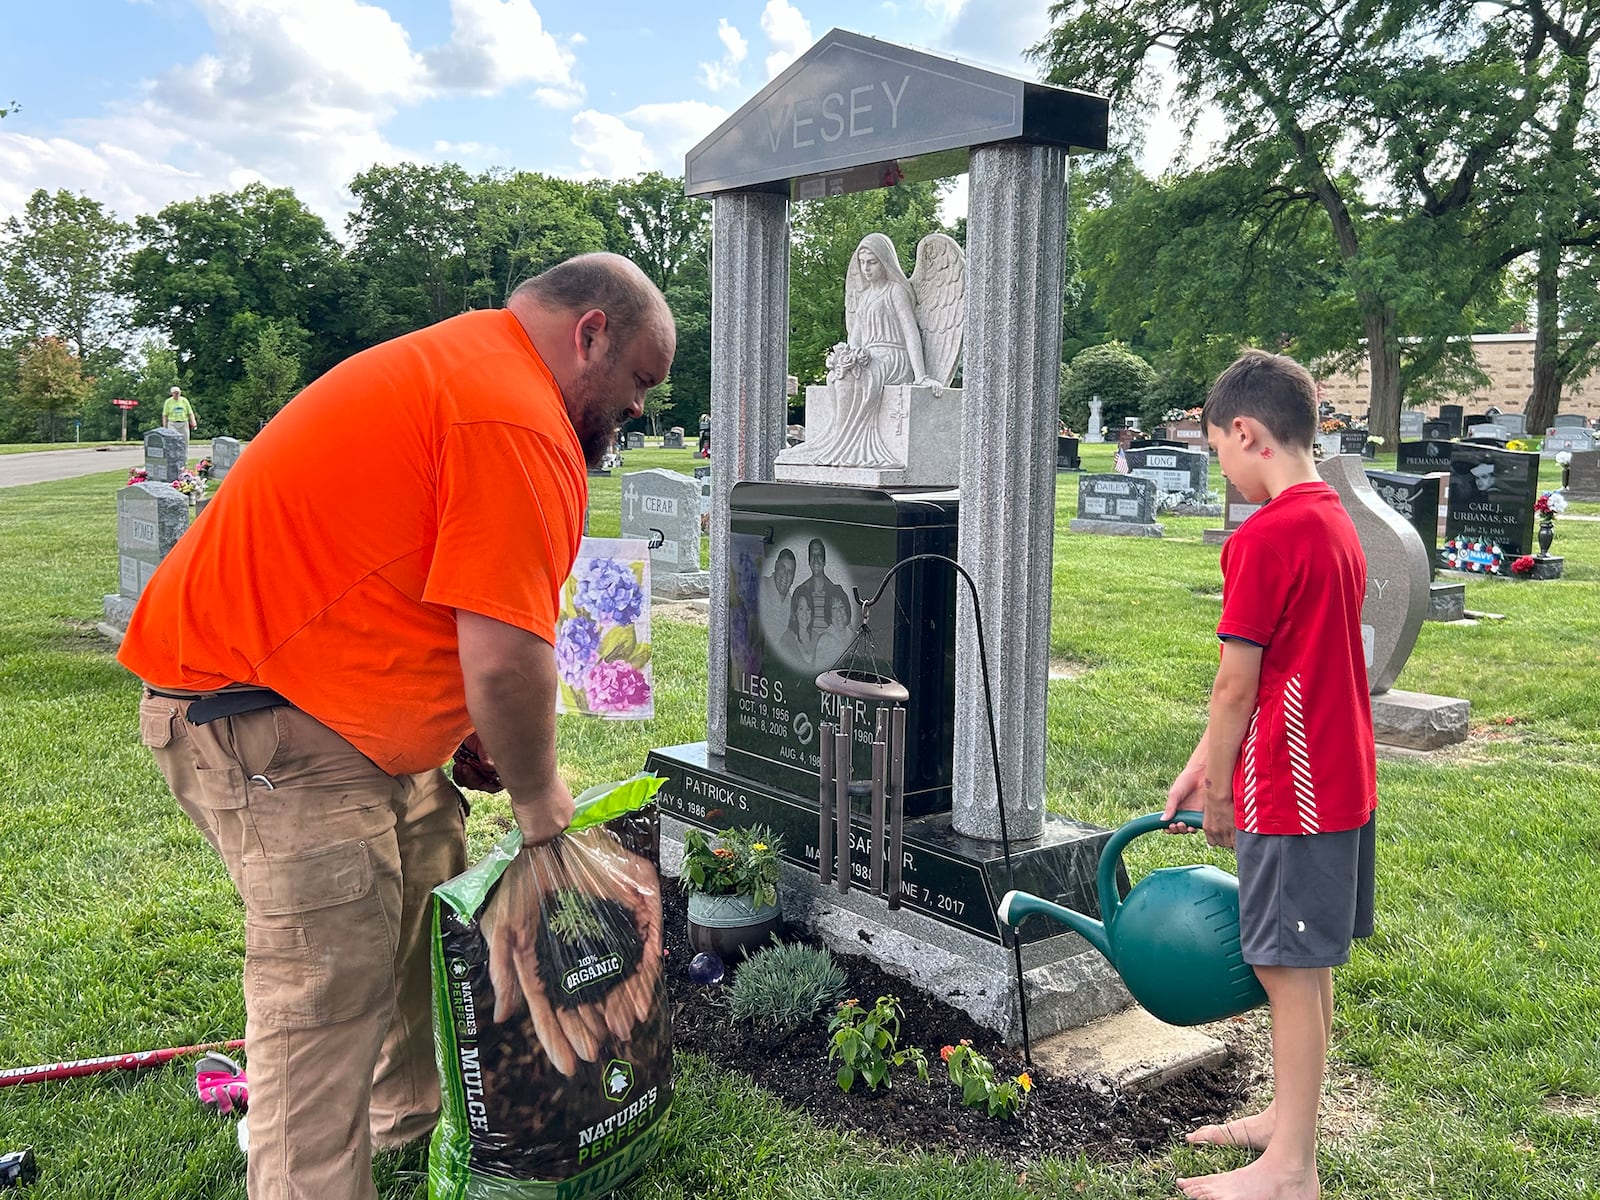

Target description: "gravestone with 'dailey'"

left=1068, top=474, right=1162, bottom=537
left=620, top=469, right=710, bottom=599
left=1317, top=455, right=1469, bottom=749
left=102, top=482, right=191, bottom=634
left=143, top=427, right=187, bottom=483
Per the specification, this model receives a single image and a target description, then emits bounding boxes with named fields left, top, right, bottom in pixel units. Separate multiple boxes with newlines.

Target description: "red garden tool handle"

left=0, top=1039, right=244, bottom=1088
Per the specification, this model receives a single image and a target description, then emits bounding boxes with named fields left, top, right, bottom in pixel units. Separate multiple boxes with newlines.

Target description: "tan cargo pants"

left=139, top=691, right=467, bottom=1200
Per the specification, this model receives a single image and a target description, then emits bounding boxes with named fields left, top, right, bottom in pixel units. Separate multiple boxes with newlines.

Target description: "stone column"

left=952, top=143, right=1067, bottom=842
left=707, top=190, right=790, bottom=753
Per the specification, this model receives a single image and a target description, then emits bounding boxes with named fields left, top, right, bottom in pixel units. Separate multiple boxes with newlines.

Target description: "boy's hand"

left=1202, top=787, right=1237, bottom=849
left=1162, top=760, right=1207, bottom=829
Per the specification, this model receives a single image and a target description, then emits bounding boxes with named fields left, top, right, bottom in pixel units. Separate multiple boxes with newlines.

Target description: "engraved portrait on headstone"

left=777, top=232, right=964, bottom=473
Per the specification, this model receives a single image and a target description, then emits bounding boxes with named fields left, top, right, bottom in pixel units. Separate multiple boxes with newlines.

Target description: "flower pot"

left=1537, top=519, right=1554, bottom=556
left=686, top=892, right=781, bottom=961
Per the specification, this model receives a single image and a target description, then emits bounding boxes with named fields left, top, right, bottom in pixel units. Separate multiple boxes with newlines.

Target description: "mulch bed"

left=660, top=885, right=1252, bottom=1167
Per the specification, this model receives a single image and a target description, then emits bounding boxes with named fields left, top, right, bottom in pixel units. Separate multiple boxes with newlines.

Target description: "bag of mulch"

left=429, top=774, right=670, bottom=1199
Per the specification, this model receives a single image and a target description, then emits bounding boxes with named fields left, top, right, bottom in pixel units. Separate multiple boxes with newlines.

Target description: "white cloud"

left=569, top=100, right=728, bottom=180
left=937, top=0, right=1052, bottom=75
left=433, top=139, right=501, bottom=158
left=423, top=0, right=576, bottom=94
left=760, top=0, right=812, bottom=78
left=535, top=86, right=586, bottom=110
left=698, top=18, right=749, bottom=91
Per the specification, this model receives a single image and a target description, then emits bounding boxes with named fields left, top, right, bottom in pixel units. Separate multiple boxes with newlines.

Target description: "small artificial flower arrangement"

left=1511, top=555, right=1537, bottom=577
left=678, top=826, right=782, bottom=910
left=195, top=457, right=214, bottom=479
left=170, top=470, right=207, bottom=500
left=1534, top=490, right=1567, bottom=522
left=1320, top=416, right=1348, bottom=434
left=127, top=465, right=148, bottom=485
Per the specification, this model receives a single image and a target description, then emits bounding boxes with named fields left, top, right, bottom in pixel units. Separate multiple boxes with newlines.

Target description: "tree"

left=472, top=170, right=608, bottom=306
left=1060, top=342, right=1157, bottom=433
left=0, top=189, right=133, bottom=367
left=125, top=183, right=353, bottom=405
left=788, top=182, right=949, bottom=395
left=1034, top=1, right=1567, bottom=444
left=14, top=337, right=92, bottom=441
left=641, top=381, right=670, bottom=437
left=609, top=172, right=711, bottom=292
left=228, top=321, right=303, bottom=434
left=663, top=247, right=711, bottom=431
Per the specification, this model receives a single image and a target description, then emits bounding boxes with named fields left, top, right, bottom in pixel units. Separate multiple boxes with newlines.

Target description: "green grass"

left=0, top=441, right=131, bottom=454
left=1, top=449, right=1597, bottom=1199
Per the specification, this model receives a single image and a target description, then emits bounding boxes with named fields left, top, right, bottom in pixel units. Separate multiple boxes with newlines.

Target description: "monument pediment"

left=685, top=28, right=1109, bottom=198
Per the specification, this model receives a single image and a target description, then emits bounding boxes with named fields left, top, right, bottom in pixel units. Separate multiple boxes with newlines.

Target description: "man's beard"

left=569, top=371, right=624, bottom=468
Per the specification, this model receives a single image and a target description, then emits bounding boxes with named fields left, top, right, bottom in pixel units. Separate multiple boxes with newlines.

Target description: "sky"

left=0, top=0, right=1179, bottom=236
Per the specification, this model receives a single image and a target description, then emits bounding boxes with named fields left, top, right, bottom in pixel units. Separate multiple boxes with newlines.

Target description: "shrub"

left=827, top=995, right=929, bottom=1092
left=1059, top=342, right=1157, bottom=435
left=727, top=941, right=847, bottom=1031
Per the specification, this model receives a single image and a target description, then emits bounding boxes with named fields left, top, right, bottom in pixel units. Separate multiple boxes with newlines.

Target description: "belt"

left=145, top=686, right=292, bottom=726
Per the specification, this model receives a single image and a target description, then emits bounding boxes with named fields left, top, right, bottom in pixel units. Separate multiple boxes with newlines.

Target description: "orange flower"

left=939, top=1045, right=954, bottom=1062
left=959, top=1038, right=972, bottom=1047
left=1017, top=1072, right=1033, bottom=1093
left=712, top=847, right=734, bottom=858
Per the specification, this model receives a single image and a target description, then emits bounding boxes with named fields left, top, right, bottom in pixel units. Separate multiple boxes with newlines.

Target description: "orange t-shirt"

left=118, top=309, right=588, bottom=775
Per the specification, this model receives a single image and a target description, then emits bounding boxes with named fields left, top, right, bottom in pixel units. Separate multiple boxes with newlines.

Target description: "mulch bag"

left=429, top=774, right=670, bottom=1199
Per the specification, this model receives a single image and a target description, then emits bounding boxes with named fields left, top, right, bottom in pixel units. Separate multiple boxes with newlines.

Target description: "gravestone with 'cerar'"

left=1068, top=474, right=1161, bottom=537
left=621, top=469, right=709, bottom=598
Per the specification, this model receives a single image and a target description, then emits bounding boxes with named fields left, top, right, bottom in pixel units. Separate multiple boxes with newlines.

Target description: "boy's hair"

left=1203, top=349, right=1317, bottom=450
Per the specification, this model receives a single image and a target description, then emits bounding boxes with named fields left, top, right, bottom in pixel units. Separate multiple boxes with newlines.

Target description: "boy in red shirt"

left=1163, top=349, right=1377, bottom=1200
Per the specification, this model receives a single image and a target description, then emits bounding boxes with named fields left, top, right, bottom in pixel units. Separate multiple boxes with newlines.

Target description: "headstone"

left=1366, top=470, right=1441, bottom=568
left=1551, top=413, right=1587, bottom=429
left=1542, top=426, right=1596, bottom=457
left=1442, top=443, right=1541, bottom=569
left=1462, top=414, right=1493, bottom=432
left=143, top=428, right=187, bottom=483
left=1124, top=446, right=1209, bottom=502
left=1339, top=430, right=1369, bottom=456
left=1399, top=410, right=1425, bottom=438
left=103, top=482, right=191, bottom=631
left=694, top=466, right=713, bottom=517
left=1317, top=455, right=1429, bottom=695
left=620, top=469, right=709, bottom=598
left=1068, top=474, right=1162, bottom=537
left=1156, top=418, right=1206, bottom=451
left=1498, top=412, right=1527, bottom=436
left=1396, top=439, right=1453, bottom=475
left=1055, top=434, right=1080, bottom=471
left=1470, top=423, right=1509, bottom=442
left=663, top=427, right=686, bottom=449
left=1202, top=478, right=1262, bottom=545
left=1421, top=419, right=1452, bottom=441
left=1438, top=404, right=1465, bottom=439
left=1084, top=396, right=1104, bottom=443
left=210, top=436, right=242, bottom=483
left=1563, top=449, right=1600, bottom=502
left=626, top=431, right=646, bottom=450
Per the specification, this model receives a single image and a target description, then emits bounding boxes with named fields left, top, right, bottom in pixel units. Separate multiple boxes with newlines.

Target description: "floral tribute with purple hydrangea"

left=555, top=537, right=654, bottom=720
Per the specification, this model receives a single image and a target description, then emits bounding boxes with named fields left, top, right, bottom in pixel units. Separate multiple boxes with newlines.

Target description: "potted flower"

left=679, top=826, right=782, bottom=960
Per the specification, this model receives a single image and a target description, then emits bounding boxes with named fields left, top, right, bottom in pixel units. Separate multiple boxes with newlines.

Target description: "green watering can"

left=997, top=811, right=1267, bottom=1027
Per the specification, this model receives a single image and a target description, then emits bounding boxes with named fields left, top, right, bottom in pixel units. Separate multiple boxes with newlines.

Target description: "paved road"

left=0, top=444, right=190, bottom=489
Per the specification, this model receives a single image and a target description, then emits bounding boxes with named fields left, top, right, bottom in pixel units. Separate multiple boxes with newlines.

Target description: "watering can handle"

left=1096, top=810, right=1204, bottom=929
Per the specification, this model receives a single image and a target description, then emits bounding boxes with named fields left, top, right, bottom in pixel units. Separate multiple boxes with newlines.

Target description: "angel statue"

left=786, top=231, right=965, bottom=468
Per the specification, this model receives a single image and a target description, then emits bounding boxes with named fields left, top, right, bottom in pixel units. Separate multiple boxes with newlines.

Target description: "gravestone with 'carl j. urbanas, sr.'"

left=621, top=469, right=709, bottom=599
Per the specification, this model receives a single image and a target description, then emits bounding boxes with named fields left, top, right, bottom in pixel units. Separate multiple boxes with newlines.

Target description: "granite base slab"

left=646, top=742, right=1132, bottom=1044
left=1068, top=518, right=1163, bottom=538
left=1201, top=528, right=1233, bottom=546
left=650, top=570, right=711, bottom=600
left=1031, top=1006, right=1227, bottom=1094
left=1427, top=581, right=1466, bottom=622
left=1370, top=688, right=1470, bottom=750
left=1529, top=555, right=1564, bottom=580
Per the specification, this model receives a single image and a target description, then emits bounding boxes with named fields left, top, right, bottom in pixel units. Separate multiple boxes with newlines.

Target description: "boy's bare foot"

left=1177, top=1156, right=1317, bottom=1199
left=1187, top=1103, right=1274, bottom=1151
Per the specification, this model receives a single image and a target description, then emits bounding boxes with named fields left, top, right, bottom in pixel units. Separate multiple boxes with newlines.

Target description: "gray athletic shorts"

left=1235, top=815, right=1375, bottom=968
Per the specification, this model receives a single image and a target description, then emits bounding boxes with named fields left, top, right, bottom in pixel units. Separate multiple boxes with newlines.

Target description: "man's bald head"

left=509, top=252, right=673, bottom=351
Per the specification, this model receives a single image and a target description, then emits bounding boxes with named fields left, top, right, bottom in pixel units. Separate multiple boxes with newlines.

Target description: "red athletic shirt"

left=118, top=310, right=588, bottom=775
left=1217, top=482, right=1377, bottom=835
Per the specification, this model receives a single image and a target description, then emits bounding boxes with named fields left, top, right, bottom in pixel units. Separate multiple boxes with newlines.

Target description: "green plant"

left=940, top=1039, right=1033, bottom=1120
left=546, top=887, right=605, bottom=942
left=826, top=995, right=928, bottom=1092
left=728, top=941, right=847, bottom=1031
left=679, top=826, right=781, bottom=909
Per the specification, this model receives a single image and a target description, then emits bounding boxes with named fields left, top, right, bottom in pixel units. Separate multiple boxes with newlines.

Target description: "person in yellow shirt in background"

left=163, top=386, right=198, bottom=452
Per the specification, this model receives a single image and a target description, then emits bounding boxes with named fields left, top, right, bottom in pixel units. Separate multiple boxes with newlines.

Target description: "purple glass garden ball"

left=688, top=951, right=725, bottom=986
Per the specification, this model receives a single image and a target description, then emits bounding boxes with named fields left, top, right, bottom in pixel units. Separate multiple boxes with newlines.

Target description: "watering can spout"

left=997, top=890, right=1113, bottom=960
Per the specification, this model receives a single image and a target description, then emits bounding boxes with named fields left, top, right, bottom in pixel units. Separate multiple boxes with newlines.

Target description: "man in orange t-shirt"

left=119, top=253, right=673, bottom=1200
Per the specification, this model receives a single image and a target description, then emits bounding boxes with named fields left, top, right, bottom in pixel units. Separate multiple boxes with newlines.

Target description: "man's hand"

left=517, top=776, right=575, bottom=846
left=481, top=831, right=662, bottom=1076
left=452, top=732, right=502, bottom=792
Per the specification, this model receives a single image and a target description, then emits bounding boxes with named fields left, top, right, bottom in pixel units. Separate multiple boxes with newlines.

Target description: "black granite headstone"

left=1396, top=439, right=1453, bottom=475
left=1366, top=470, right=1441, bottom=572
left=1438, top=404, right=1465, bottom=439
left=1340, top=430, right=1368, bottom=455
left=1565, top=449, right=1600, bottom=502
left=1422, top=419, right=1452, bottom=441
left=1444, top=444, right=1541, bottom=562
left=1463, top=414, right=1493, bottom=432
left=726, top=482, right=957, bottom=816
left=1055, top=435, right=1080, bottom=470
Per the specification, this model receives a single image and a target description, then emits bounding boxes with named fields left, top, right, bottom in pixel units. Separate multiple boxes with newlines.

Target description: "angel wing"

left=909, top=233, right=966, bottom=386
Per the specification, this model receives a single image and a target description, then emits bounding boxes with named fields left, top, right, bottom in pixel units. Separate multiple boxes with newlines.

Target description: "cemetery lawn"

left=0, top=442, right=128, bottom=454
left=1, top=446, right=1597, bottom=1199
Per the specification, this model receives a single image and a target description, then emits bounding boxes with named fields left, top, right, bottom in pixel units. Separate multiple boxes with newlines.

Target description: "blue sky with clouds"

left=0, top=0, right=1111, bottom=232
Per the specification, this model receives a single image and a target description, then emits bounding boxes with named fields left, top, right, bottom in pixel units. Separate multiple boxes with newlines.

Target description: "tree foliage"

left=1060, top=342, right=1157, bottom=434
left=15, top=336, right=92, bottom=441
left=228, top=321, right=303, bottom=435
left=0, top=189, right=132, bottom=367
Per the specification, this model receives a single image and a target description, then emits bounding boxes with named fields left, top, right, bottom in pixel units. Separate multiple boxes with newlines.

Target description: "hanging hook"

left=647, top=528, right=665, bottom=550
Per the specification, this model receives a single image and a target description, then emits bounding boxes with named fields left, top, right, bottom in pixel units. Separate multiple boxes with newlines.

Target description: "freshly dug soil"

left=660, top=885, right=1252, bottom=1167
